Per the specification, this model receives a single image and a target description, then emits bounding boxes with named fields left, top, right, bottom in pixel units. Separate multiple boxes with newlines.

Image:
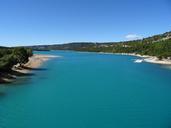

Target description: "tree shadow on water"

left=0, top=66, right=48, bottom=85
left=10, top=70, right=35, bottom=76
left=22, top=66, right=47, bottom=71
left=0, top=69, right=35, bottom=85
left=0, top=91, right=7, bottom=100
left=0, top=92, right=6, bottom=96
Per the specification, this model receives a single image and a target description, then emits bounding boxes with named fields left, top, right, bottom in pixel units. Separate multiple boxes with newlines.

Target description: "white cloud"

left=125, top=34, right=142, bottom=40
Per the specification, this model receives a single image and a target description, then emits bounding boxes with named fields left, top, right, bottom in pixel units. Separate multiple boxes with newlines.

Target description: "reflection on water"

left=11, top=77, right=32, bottom=86
left=0, top=51, right=171, bottom=128
left=0, top=85, right=7, bottom=100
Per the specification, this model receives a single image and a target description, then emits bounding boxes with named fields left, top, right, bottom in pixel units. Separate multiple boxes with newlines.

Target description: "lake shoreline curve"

left=0, top=54, right=59, bottom=84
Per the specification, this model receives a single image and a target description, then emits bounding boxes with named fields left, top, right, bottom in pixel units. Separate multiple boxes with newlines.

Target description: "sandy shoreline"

left=118, top=53, right=171, bottom=65
left=99, top=52, right=171, bottom=65
left=0, top=54, right=59, bottom=83
left=13, top=54, right=59, bottom=74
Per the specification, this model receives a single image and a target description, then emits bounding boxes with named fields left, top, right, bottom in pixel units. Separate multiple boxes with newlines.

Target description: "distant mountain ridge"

left=27, top=31, right=171, bottom=51
left=0, top=46, right=7, bottom=49
left=26, top=31, right=171, bottom=59
left=1, top=31, right=170, bottom=59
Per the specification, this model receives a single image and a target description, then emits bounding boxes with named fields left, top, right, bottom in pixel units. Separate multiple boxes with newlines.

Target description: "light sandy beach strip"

left=13, top=54, right=60, bottom=73
left=119, top=53, right=171, bottom=65
left=99, top=52, right=171, bottom=65
left=143, top=57, right=171, bottom=65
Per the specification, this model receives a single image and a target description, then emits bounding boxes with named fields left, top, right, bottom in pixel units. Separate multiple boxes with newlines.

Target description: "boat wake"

left=134, top=59, right=143, bottom=63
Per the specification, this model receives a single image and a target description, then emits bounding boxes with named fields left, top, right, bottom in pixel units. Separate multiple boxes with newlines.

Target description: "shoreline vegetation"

left=13, top=54, right=58, bottom=74
left=0, top=47, right=33, bottom=83
left=0, top=53, right=58, bottom=84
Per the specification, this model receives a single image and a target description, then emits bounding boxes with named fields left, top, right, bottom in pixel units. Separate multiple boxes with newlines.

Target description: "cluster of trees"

left=75, top=39, right=171, bottom=59
left=110, top=39, right=171, bottom=59
left=0, top=47, right=33, bottom=71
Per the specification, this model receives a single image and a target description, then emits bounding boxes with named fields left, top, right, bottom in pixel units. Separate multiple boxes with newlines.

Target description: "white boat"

left=134, top=59, right=143, bottom=63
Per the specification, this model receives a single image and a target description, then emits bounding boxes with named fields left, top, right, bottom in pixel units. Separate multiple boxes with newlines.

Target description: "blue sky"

left=0, top=0, right=171, bottom=46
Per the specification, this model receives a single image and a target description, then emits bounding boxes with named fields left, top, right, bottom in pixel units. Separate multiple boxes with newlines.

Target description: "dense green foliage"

left=29, top=31, right=171, bottom=59
left=77, top=38, right=171, bottom=59
left=0, top=47, right=33, bottom=71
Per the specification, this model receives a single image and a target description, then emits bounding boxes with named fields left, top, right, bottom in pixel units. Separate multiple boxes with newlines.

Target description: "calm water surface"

left=0, top=51, right=171, bottom=128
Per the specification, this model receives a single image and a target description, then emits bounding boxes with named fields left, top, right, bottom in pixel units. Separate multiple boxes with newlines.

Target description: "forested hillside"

left=0, top=31, right=170, bottom=72
left=29, top=31, right=171, bottom=59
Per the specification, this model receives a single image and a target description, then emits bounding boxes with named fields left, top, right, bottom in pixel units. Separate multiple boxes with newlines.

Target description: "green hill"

left=28, top=31, right=171, bottom=59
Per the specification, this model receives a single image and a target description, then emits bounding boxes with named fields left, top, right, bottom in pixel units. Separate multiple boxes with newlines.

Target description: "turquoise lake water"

left=0, top=51, right=171, bottom=128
